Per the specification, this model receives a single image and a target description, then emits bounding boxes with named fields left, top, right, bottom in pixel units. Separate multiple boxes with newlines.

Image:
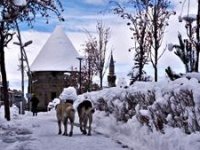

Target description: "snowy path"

left=30, top=111, right=127, bottom=150
left=1, top=110, right=129, bottom=150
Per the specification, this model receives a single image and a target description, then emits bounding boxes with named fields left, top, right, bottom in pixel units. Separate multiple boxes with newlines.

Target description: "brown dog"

left=56, top=102, right=75, bottom=136
left=77, top=100, right=95, bottom=135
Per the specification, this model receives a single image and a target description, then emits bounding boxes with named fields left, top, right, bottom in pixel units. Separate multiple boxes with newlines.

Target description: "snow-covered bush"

left=94, top=89, right=156, bottom=122
left=95, top=97, right=110, bottom=114
left=163, top=89, right=200, bottom=134
left=89, top=77, right=200, bottom=134
left=133, top=81, right=200, bottom=134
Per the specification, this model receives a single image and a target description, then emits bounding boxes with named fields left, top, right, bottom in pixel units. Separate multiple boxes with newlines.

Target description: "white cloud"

left=84, top=0, right=106, bottom=5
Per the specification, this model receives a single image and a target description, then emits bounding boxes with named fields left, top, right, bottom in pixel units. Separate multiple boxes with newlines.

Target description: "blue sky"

left=18, top=0, right=179, bottom=32
left=19, top=0, right=111, bottom=32
left=5, top=0, right=199, bottom=91
left=18, top=0, right=179, bottom=33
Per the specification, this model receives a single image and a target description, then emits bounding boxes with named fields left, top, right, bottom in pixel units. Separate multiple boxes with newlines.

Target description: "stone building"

left=107, top=51, right=116, bottom=87
left=29, top=26, right=79, bottom=111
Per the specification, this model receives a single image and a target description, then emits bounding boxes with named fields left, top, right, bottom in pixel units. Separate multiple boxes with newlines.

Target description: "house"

left=29, top=26, right=80, bottom=111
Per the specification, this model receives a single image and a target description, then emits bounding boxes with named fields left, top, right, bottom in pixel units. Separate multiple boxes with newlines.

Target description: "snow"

left=30, top=26, right=80, bottom=72
left=59, top=86, right=78, bottom=102
left=0, top=107, right=125, bottom=150
left=117, top=77, right=128, bottom=88
left=167, top=43, right=174, bottom=51
left=93, top=111, right=200, bottom=150
left=1, top=78, right=200, bottom=150
left=47, top=98, right=60, bottom=110
left=139, top=109, right=150, bottom=117
left=13, top=0, right=27, bottom=6
left=184, top=72, right=200, bottom=81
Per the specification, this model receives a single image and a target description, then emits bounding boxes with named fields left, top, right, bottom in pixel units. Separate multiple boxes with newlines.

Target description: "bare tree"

left=0, top=0, right=63, bottom=121
left=83, top=21, right=110, bottom=89
left=112, top=0, right=175, bottom=81
left=83, top=34, right=98, bottom=91
left=144, top=0, right=175, bottom=81
left=113, top=1, right=151, bottom=83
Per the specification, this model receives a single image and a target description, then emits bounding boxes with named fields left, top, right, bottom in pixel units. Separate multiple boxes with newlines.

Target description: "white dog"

left=56, top=102, right=75, bottom=136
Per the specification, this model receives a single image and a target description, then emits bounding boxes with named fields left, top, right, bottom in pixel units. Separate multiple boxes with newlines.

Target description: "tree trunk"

left=139, top=46, right=144, bottom=81
left=0, top=23, right=10, bottom=121
left=138, top=24, right=146, bottom=81
left=88, top=59, right=91, bottom=92
left=99, top=70, right=103, bottom=89
left=153, top=6, right=158, bottom=82
left=154, top=62, right=158, bottom=82
left=195, top=0, right=200, bottom=72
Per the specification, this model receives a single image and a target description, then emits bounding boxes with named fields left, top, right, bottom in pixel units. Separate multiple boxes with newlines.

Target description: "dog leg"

left=87, top=114, right=93, bottom=136
left=69, top=119, right=74, bottom=137
left=58, top=120, right=62, bottom=135
left=83, top=118, right=88, bottom=135
left=63, top=118, right=68, bottom=136
left=80, top=115, right=87, bottom=135
left=79, top=117, right=84, bottom=133
left=69, top=109, right=75, bottom=137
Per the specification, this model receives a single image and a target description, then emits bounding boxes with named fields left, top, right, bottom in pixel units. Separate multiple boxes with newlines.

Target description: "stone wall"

left=30, top=71, right=65, bottom=111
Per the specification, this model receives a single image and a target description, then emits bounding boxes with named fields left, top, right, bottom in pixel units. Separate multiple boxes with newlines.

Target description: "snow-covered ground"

left=0, top=107, right=127, bottom=150
left=1, top=75, right=200, bottom=150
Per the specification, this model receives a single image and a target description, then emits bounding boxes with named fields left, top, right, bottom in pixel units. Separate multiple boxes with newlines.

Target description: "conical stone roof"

left=30, top=26, right=80, bottom=72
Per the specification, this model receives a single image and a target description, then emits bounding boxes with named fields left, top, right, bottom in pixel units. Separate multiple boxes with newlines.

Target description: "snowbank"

left=86, top=78, right=200, bottom=150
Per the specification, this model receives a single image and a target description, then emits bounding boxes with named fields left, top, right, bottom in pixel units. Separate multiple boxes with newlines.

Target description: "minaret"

left=107, top=51, right=116, bottom=87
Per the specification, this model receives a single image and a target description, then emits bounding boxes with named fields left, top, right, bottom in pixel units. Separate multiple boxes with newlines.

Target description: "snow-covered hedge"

left=86, top=77, right=200, bottom=134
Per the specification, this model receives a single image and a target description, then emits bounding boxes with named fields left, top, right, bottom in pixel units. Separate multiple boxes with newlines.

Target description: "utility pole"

left=77, top=57, right=83, bottom=94
left=14, top=21, right=32, bottom=114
